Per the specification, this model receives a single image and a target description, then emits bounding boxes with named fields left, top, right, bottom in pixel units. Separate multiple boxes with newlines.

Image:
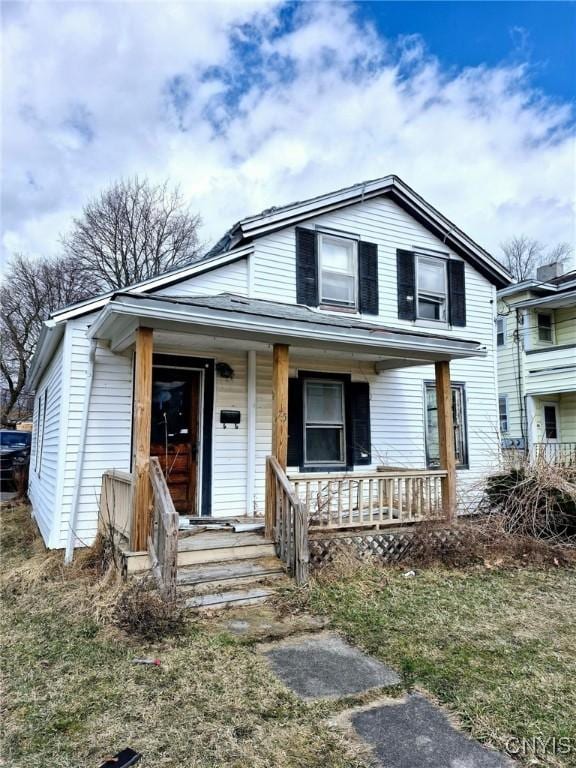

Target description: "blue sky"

left=2, top=1, right=574, bottom=264
left=356, top=2, right=575, bottom=104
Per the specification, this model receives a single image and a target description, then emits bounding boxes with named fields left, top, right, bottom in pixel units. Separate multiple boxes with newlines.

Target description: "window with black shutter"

left=296, top=228, right=379, bottom=314
left=287, top=371, right=371, bottom=470
left=397, top=250, right=466, bottom=327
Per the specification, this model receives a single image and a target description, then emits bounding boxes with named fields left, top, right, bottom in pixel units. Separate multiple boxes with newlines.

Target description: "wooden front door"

left=150, top=368, right=200, bottom=514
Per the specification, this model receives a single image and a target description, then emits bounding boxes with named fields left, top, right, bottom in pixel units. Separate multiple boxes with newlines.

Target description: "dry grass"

left=0, top=503, right=365, bottom=768
left=292, top=556, right=576, bottom=767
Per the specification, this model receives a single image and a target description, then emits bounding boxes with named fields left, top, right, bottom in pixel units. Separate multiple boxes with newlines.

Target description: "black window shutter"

left=396, top=250, right=416, bottom=320
left=448, top=260, right=466, bottom=327
left=287, top=378, right=303, bottom=467
left=295, top=227, right=318, bottom=307
left=358, top=241, right=379, bottom=315
left=349, top=381, right=371, bottom=465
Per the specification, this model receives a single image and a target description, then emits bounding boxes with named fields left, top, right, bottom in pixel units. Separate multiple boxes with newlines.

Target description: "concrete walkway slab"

left=351, top=694, right=512, bottom=768
left=261, top=632, right=401, bottom=700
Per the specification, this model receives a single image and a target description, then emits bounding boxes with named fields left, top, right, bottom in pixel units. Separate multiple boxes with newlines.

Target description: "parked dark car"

left=0, top=430, right=32, bottom=490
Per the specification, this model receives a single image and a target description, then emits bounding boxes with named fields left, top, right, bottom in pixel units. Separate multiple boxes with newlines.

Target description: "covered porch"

left=90, top=293, right=485, bottom=587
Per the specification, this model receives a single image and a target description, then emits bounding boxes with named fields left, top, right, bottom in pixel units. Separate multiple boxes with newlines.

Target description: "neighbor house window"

left=543, top=405, right=558, bottom=440
left=424, top=382, right=468, bottom=468
left=303, top=379, right=346, bottom=465
left=498, top=396, right=509, bottom=433
left=318, top=234, right=357, bottom=308
left=537, top=313, right=553, bottom=343
left=416, top=255, right=447, bottom=321
left=496, top=317, right=506, bottom=346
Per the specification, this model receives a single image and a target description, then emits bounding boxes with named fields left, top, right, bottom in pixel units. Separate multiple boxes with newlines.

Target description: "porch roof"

left=88, top=292, right=487, bottom=364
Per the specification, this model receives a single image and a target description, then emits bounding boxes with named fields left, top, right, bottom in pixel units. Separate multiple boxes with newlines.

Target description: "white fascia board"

left=88, top=298, right=486, bottom=360
left=238, top=176, right=511, bottom=286
left=27, top=321, right=65, bottom=390
left=512, top=290, right=576, bottom=310
left=49, top=246, right=252, bottom=323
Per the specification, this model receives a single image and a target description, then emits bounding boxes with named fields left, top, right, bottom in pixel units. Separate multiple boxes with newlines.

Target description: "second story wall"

left=251, top=195, right=496, bottom=347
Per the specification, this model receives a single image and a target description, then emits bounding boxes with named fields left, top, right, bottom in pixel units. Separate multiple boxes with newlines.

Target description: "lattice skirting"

left=309, top=526, right=466, bottom=569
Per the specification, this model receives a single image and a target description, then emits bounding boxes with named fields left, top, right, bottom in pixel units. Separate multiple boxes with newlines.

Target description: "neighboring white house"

left=27, top=175, right=512, bottom=553
left=496, top=263, right=576, bottom=463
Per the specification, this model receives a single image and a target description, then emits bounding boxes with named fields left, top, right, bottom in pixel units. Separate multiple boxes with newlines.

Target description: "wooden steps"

left=177, top=530, right=275, bottom=567
left=184, top=587, right=277, bottom=610
left=176, top=529, right=285, bottom=610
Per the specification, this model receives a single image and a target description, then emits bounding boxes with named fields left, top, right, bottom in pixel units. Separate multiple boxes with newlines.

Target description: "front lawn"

left=307, top=561, right=576, bottom=767
left=0, top=504, right=363, bottom=768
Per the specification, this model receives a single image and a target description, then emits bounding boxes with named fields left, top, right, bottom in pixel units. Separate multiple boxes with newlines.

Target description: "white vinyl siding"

left=28, top=339, right=65, bottom=544
left=156, top=258, right=248, bottom=298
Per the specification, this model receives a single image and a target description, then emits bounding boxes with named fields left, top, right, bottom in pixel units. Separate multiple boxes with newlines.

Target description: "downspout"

left=65, top=339, right=97, bottom=564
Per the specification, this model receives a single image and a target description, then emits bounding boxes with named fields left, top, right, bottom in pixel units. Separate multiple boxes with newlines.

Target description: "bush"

left=485, top=460, right=576, bottom=542
left=112, top=576, right=185, bottom=641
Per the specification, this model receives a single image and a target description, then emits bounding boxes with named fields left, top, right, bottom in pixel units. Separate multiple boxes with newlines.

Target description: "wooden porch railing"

left=99, top=469, right=133, bottom=541
left=534, top=442, right=576, bottom=466
left=148, top=456, right=179, bottom=601
left=290, top=469, right=448, bottom=530
left=265, top=456, right=309, bottom=586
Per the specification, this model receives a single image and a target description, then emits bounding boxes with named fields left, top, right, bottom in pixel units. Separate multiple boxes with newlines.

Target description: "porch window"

left=303, top=379, right=346, bottom=465
left=498, top=395, right=509, bottom=433
left=416, top=255, right=447, bottom=321
left=319, top=234, right=357, bottom=308
left=537, top=313, right=553, bottom=343
left=424, top=382, right=468, bottom=468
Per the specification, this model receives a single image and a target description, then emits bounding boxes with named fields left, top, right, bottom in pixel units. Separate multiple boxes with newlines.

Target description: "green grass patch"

left=306, top=563, right=576, bottom=766
left=0, top=505, right=365, bottom=768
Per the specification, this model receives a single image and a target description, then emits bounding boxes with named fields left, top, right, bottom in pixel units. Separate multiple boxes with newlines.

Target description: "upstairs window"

left=424, top=382, right=468, bottom=468
left=496, top=317, right=506, bottom=346
left=303, top=379, right=346, bottom=466
left=537, top=313, right=553, bottom=343
left=318, top=234, right=357, bottom=309
left=498, top=396, right=509, bottom=433
left=416, top=255, right=447, bottom=321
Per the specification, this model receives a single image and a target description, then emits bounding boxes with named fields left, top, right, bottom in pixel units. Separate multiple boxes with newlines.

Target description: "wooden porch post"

left=130, top=327, right=153, bottom=550
left=266, top=343, right=289, bottom=537
left=272, top=343, right=290, bottom=469
left=434, top=360, right=457, bottom=519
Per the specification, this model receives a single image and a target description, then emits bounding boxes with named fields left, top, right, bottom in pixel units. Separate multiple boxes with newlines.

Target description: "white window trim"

left=537, top=312, right=554, bottom=344
left=303, top=378, right=347, bottom=467
left=318, top=233, right=358, bottom=309
left=498, top=395, right=509, bottom=434
left=424, top=381, right=468, bottom=468
left=415, top=254, right=448, bottom=324
left=496, top=316, right=506, bottom=347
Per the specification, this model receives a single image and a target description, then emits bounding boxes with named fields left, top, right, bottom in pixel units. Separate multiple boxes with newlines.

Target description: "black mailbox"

left=220, top=410, right=241, bottom=429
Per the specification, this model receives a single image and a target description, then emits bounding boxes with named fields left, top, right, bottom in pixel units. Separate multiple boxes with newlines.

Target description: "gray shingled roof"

left=120, top=292, right=480, bottom=345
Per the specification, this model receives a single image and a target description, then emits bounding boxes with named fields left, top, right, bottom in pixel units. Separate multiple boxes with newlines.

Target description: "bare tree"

left=0, top=254, right=94, bottom=424
left=61, top=177, right=202, bottom=290
left=500, top=236, right=573, bottom=281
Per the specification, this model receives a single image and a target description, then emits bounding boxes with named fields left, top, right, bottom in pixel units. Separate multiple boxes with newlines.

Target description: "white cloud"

left=2, top=1, right=574, bottom=270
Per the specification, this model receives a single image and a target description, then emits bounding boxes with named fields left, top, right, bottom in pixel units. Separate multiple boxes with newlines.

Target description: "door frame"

left=152, top=354, right=215, bottom=516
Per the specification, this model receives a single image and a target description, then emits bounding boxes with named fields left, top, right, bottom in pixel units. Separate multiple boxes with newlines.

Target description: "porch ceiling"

left=88, top=292, right=487, bottom=365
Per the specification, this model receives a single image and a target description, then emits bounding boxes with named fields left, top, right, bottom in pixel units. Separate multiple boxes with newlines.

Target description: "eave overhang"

left=87, top=294, right=487, bottom=365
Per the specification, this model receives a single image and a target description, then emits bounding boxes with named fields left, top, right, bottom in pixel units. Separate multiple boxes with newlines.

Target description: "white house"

left=496, top=263, right=576, bottom=464
left=27, top=175, right=512, bottom=566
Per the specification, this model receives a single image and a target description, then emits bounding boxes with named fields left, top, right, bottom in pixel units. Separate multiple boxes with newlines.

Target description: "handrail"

left=291, top=469, right=447, bottom=530
left=148, top=457, right=179, bottom=601
left=266, top=456, right=309, bottom=586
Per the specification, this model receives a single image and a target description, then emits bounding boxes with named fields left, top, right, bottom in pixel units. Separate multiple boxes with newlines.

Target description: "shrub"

left=485, top=459, right=576, bottom=542
left=112, top=576, right=185, bottom=641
